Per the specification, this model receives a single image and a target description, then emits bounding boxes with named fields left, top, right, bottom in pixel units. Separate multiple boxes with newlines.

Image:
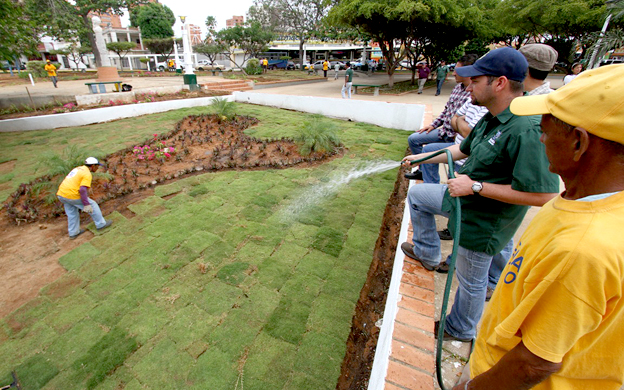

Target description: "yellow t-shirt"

left=44, top=63, right=57, bottom=77
left=471, top=191, right=624, bottom=389
left=323, top=61, right=328, bottom=70
left=57, top=166, right=92, bottom=199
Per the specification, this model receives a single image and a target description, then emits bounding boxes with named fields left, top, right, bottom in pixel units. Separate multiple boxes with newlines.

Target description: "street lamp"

left=179, top=15, right=194, bottom=75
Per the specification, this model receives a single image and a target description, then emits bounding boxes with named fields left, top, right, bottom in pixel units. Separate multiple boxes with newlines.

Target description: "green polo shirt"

left=442, top=107, right=560, bottom=255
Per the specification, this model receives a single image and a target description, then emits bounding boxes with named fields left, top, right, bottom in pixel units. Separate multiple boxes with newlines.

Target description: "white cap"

left=85, top=157, right=100, bottom=166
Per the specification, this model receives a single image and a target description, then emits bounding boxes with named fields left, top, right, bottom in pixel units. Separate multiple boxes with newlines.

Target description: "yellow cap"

left=510, top=64, right=624, bottom=144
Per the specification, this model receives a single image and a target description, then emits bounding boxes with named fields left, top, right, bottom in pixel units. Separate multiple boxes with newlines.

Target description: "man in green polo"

left=341, top=62, right=353, bottom=99
left=435, top=60, right=450, bottom=96
left=401, top=47, right=560, bottom=342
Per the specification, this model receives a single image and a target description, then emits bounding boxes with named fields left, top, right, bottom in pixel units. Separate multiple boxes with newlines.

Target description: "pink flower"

left=153, top=133, right=158, bottom=137
left=164, top=153, right=171, bottom=158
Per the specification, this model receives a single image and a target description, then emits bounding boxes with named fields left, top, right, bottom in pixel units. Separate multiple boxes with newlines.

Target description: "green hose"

left=407, top=149, right=465, bottom=390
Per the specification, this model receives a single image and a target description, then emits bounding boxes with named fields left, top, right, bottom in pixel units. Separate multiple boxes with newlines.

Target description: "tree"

left=193, top=42, right=224, bottom=64
left=493, top=0, right=606, bottom=64
left=329, top=0, right=486, bottom=86
left=50, top=42, right=93, bottom=71
left=24, top=0, right=147, bottom=67
left=144, top=37, right=181, bottom=61
left=205, top=15, right=217, bottom=41
left=0, top=0, right=40, bottom=62
left=248, top=0, right=328, bottom=69
left=130, top=2, right=175, bottom=39
left=215, top=22, right=274, bottom=75
left=106, top=41, right=137, bottom=70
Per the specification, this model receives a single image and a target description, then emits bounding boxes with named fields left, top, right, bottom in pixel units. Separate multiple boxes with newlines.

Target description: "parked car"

left=349, top=61, right=364, bottom=70
left=156, top=61, right=184, bottom=71
left=399, top=60, right=414, bottom=69
left=197, top=60, right=224, bottom=71
left=294, top=61, right=311, bottom=70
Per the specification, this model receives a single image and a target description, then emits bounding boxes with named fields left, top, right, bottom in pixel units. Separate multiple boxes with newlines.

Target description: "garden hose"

left=407, top=149, right=465, bottom=390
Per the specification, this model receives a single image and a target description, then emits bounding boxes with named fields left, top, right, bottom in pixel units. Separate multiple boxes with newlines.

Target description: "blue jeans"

left=421, top=142, right=454, bottom=184
left=407, top=183, right=449, bottom=265
left=58, top=195, right=106, bottom=236
left=436, top=79, right=444, bottom=95
left=444, top=238, right=513, bottom=340
left=408, top=183, right=515, bottom=339
left=407, top=129, right=443, bottom=155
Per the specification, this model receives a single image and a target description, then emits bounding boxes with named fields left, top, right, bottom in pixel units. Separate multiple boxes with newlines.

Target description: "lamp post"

left=179, top=16, right=194, bottom=75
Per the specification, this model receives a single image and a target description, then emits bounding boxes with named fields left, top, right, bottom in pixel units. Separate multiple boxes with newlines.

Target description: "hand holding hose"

left=401, top=155, right=420, bottom=168
left=447, top=174, right=475, bottom=197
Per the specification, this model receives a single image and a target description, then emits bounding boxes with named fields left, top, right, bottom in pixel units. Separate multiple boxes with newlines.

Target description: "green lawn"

left=0, top=104, right=408, bottom=389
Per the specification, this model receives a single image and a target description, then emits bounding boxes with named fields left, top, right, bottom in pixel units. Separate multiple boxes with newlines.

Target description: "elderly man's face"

left=540, top=114, right=576, bottom=176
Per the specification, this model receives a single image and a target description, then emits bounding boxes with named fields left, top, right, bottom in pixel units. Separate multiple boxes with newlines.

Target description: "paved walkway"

left=0, top=71, right=565, bottom=389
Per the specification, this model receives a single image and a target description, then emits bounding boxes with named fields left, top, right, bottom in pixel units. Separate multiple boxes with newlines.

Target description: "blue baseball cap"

left=455, top=47, right=528, bottom=82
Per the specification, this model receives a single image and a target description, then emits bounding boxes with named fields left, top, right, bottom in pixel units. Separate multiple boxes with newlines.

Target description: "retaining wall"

left=233, top=92, right=423, bottom=132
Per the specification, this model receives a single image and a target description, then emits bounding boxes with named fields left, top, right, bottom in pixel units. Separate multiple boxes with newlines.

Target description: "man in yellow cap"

left=455, top=64, right=624, bottom=390
left=57, top=157, right=112, bottom=239
left=44, top=59, right=58, bottom=88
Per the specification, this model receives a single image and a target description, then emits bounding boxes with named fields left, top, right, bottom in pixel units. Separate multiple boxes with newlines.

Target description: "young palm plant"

left=294, top=115, right=341, bottom=155
left=210, top=97, right=237, bottom=121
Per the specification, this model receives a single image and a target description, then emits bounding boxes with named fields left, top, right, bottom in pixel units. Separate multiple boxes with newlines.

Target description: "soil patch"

left=0, top=89, right=228, bottom=120
left=337, top=166, right=408, bottom=389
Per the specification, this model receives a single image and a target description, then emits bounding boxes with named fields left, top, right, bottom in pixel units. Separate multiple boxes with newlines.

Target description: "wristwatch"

left=471, top=181, right=483, bottom=194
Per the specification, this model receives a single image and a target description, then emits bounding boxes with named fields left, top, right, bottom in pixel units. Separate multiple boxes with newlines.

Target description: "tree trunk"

left=298, top=39, right=305, bottom=71
left=83, top=15, right=102, bottom=67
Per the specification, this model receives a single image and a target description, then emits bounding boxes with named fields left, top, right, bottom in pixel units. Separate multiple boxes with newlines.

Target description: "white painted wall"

left=1, top=94, right=425, bottom=133
left=233, top=92, right=422, bottom=131
left=0, top=96, right=234, bottom=132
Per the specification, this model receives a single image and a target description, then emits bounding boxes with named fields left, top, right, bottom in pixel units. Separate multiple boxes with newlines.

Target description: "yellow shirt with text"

left=56, top=166, right=92, bottom=199
left=471, top=192, right=624, bottom=390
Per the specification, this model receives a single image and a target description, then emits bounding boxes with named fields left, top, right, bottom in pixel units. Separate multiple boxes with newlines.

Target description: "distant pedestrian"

left=44, top=60, right=58, bottom=88
left=342, top=62, right=353, bottom=99
left=435, top=60, right=450, bottom=96
left=262, top=58, right=268, bottom=73
left=334, top=62, right=340, bottom=80
left=323, top=59, right=329, bottom=77
left=563, top=62, right=583, bottom=85
left=57, top=157, right=113, bottom=239
left=417, top=62, right=431, bottom=94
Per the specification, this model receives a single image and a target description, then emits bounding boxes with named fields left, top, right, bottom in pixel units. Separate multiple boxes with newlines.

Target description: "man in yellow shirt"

left=44, top=59, right=58, bottom=88
left=455, top=65, right=624, bottom=390
left=323, top=59, right=329, bottom=77
left=57, top=157, right=112, bottom=239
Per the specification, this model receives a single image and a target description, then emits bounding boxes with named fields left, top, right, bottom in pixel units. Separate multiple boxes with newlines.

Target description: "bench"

left=352, top=84, right=384, bottom=96
left=85, top=81, right=123, bottom=94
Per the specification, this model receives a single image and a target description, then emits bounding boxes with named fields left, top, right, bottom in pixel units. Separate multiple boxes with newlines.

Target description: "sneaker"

left=434, top=320, right=473, bottom=342
left=437, top=228, right=452, bottom=240
left=404, top=170, right=423, bottom=181
left=400, top=242, right=439, bottom=271
left=69, top=229, right=86, bottom=240
left=485, top=286, right=495, bottom=301
left=97, top=220, right=113, bottom=231
left=435, top=261, right=450, bottom=274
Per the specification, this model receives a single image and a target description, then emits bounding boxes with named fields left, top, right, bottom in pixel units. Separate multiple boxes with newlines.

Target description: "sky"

left=120, top=0, right=255, bottom=38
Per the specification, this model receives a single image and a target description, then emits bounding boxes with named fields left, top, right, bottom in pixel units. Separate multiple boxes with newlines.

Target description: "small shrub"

left=245, top=58, right=262, bottom=75
left=210, top=97, right=236, bottom=120
left=26, top=61, right=53, bottom=78
left=294, top=116, right=341, bottom=155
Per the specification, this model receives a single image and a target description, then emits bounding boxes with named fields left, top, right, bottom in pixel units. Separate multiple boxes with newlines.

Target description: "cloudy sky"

left=121, top=0, right=255, bottom=38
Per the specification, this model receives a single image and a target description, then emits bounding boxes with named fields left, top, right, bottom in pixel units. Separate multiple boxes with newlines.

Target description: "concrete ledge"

left=253, top=78, right=328, bottom=90
left=232, top=92, right=423, bottom=131
left=0, top=95, right=233, bottom=132
left=76, top=85, right=189, bottom=105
